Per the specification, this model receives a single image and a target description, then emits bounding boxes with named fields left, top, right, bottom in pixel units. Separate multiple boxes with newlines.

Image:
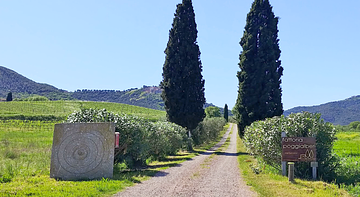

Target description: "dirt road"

left=114, top=123, right=257, bottom=197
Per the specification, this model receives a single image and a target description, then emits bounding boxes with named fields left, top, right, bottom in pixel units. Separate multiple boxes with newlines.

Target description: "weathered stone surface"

left=50, top=123, right=115, bottom=180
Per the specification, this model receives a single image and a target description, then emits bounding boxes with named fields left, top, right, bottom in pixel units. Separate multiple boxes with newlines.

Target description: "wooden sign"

left=282, top=137, right=316, bottom=162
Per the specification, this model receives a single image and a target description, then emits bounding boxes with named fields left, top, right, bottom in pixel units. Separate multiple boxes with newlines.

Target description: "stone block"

left=50, top=122, right=115, bottom=180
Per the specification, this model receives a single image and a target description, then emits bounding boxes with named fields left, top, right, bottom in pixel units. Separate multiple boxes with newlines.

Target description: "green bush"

left=67, top=108, right=187, bottom=168
left=17, top=95, right=50, bottom=101
left=243, top=112, right=338, bottom=181
left=150, top=121, right=187, bottom=158
left=0, top=114, right=64, bottom=121
left=192, top=117, right=226, bottom=145
left=205, top=106, right=221, bottom=118
left=349, top=121, right=360, bottom=130
left=335, top=157, right=360, bottom=184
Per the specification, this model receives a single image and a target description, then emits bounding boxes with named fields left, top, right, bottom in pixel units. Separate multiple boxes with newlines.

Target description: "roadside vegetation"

left=0, top=102, right=228, bottom=196
left=237, top=112, right=360, bottom=196
left=237, top=133, right=351, bottom=196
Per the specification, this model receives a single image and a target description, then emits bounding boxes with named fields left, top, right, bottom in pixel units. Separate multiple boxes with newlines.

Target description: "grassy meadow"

left=0, top=101, right=228, bottom=196
left=0, top=100, right=166, bottom=121
left=1, top=101, right=360, bottom=196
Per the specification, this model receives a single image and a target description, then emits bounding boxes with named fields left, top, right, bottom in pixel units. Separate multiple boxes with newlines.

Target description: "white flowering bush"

left=243, top=112, right=338, bottom=181
left=67, top=108, right=187, bottom=168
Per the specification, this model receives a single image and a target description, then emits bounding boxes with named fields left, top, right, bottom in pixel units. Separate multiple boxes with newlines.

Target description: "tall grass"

left=334, top=131, right=360, bottom=196
left=0, top=120, right=57, bottom=183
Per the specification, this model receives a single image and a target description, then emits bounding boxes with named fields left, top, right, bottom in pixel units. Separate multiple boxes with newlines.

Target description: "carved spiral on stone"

left=58, top=131, right=106, bottom=174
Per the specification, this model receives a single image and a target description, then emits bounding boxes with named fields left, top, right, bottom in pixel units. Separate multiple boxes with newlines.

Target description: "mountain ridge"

left=1, top=66, right=359, bottom=124
left=0, top=66, right=228, bottom=113
left=283, top=95, right=360, bottom=125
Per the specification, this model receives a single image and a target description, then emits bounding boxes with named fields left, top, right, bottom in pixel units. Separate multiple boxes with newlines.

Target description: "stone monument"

left=50, top=122, right=115, bottom=180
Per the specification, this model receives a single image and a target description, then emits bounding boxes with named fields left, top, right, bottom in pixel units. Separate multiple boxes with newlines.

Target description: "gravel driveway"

left=114, top=123, right=257, bottom=197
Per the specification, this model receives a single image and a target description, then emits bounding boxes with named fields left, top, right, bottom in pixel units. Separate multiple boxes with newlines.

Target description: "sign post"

left=281, top=137, right=317, bottom=181
left=281, top=132, right=287, bottom=176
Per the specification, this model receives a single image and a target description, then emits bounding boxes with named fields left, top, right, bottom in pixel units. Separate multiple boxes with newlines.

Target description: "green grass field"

left=0, top=119, right=229, bottom=196
left=334, top=132, right=360, bottom=157
left=0, top=100, right=228, bottom=196
left=0, top=100, right=166, bottom=121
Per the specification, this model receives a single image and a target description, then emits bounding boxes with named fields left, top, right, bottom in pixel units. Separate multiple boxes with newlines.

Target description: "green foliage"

left=16, top=95, right=50, bottom=101
left=150, top=121, right=188, bottom=158
left=192, top=117, right=226, bottom=145
left=234, top=0, right=283, bottom=135
left=333, top=131, right=360, bottom=187
left=336, top=157, right=360, bottom=185
left=6, top=92, right=12, bottom=102
left=243, top=112, right=338, bottom=181
left=224, top=104, right=229, bottom=122
left=67, top=108, right=187, bottom=168
left=349, top=121, right=360, bottom=130
left=205, top=106, right=221, bottom=118
left=160, top=0, right=205, bottom=131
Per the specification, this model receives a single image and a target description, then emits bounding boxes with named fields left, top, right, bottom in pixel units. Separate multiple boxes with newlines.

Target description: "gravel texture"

left=114, top=123, right=257, bottom=197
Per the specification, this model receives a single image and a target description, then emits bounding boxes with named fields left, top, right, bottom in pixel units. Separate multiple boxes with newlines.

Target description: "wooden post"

left=282, top=161, right=287, bottom=176
left=281, top=132, right=287, bottom=176
left=288, top=162, right=295, bottom=182
left=311, top=162, right=318, bottom=180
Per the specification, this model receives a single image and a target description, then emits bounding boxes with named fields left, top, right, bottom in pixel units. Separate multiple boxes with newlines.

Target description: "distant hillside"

left=72, top=86, right=164, bottom=110
left=0, top=66, right=236, bottom=115
left=0, top=66, right=72, bottom=100
left=284, top=96, right=360, bottom=125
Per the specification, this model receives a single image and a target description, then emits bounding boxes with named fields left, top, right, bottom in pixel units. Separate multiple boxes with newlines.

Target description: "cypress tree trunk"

left=235, top=0, right=283, bottom=136
left=160, top=0, right=205, bottom=141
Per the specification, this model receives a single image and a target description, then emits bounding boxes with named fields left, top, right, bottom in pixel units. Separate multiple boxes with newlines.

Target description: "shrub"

left=335, top=157, right=360, bottom=184
left=150, top=121, right=187, bottom=158
left=205, top=106, right=221, bottom=118
left=192, top=117, right=226, bottom=145
left=67, top=108, right=187, bottom=168
left=243, top=112, right=338, bottom=181
left=349, top=121, right=360, bottom=130
left=22, top=96, right=49, bottom=101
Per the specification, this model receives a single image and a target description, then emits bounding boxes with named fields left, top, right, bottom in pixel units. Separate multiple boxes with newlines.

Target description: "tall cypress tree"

left=6, top=92, right=12, bottom=102
left=224, top=104, right=229, bottom=122
left=235, top=0, right=283, bottom=136
left=161, top=0, right=205, bottom=132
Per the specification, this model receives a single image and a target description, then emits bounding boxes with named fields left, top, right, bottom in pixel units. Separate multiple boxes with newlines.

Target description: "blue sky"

left=1, top=0, right=359, bottom=110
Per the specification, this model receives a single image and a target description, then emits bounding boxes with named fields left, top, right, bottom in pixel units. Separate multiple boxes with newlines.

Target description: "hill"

left=0, top=66, right=230, bottom=112
left=0, top=66, right=72, bottom=100
left=72, top=86, right=164, bottom=110
left=284, top=95, right=360, bottom=125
